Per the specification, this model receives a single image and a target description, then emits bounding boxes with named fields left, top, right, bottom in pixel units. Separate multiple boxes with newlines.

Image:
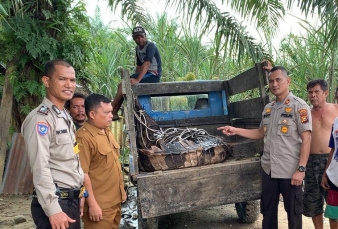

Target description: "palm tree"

left=107, top=0, right=280, bottom=63
left=106, top=0, right=337, bottom=63
left=276, top=18, right=338, bottom=102
left=290, top=0, right=338, bottom=49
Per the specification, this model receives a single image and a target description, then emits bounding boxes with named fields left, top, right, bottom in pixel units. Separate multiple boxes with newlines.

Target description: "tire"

left=235, top=200, right=260, bottom=223
left=138, top=200, right=158, bottom=229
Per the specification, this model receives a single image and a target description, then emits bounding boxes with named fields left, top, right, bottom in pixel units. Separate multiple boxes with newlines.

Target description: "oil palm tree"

left=278, top=18, right=338, bottom=102
left=107, top=0, right=337, bottom=63
left=107, top=0, right=281, bottom=63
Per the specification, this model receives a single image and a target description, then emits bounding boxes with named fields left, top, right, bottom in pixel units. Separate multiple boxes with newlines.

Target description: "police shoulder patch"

left=298, top=109, right=308, bottom=116
left=37, top=122, right=49, bottom=136
left=298, top=109, right=309, bottom=124
left=37, top=106, right=49, bottom=115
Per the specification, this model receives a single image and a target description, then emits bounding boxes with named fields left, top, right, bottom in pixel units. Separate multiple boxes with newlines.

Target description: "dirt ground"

left=0, top=194, right=330, bottom=229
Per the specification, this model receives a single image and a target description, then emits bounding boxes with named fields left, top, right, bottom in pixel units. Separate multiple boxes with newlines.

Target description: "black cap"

left=132, top=26, right=146, bottom=36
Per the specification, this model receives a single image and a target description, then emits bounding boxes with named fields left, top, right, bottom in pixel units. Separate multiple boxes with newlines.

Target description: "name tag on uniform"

left=56, top=129, right=68, bottom=135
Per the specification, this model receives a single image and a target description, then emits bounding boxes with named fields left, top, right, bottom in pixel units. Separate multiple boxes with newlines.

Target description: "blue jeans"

left=130, top=72, right=160, bottom=83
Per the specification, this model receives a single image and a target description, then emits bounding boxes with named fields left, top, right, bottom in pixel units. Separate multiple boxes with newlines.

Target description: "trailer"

left=121, top=63, right=269, bottom=228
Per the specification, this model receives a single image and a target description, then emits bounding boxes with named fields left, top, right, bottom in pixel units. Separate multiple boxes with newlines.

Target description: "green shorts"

left=325, top=205, right=338, bottom=220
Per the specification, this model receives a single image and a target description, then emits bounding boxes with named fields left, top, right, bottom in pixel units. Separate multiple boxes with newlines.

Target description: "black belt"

left=32, top=188, right=81, bottom=199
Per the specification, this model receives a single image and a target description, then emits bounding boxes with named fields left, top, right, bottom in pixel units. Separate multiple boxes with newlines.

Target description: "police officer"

left=217, top=64, right=312, bottom=229
left=21, top=59, right=84, bottom=229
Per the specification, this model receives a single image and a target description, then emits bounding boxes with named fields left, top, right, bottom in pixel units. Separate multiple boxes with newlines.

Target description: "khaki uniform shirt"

left=21, top=98, right=84, bottom=216
left=260, top=92, right=312, bottom=178
left=76, top=122, right=124, bottom=210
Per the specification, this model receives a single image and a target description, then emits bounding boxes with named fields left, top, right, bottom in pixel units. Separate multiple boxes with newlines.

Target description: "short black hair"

left=44, top=59, right=72, bottom=78
left=65, top=92, right=87, bottom=109
left=85, top=93, right=111, bottom=117
left=307, top=79, right=328, bottom=91
left=269, top=66, right=288, bottom=77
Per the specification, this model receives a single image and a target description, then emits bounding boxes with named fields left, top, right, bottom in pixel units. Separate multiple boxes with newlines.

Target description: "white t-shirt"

left=327, top=117, right=338, bottom=187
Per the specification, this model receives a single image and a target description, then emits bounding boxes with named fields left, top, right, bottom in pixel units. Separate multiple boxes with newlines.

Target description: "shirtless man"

left=303, top=79, right=338, bottom=229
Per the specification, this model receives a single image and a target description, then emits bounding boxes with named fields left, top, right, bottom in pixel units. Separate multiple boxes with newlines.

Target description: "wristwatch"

left=297, top=165, right=306, bottom=172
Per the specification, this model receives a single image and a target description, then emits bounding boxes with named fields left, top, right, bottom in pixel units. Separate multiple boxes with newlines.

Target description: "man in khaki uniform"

left=218, top=65, right=312, bottom=229
left=77, top=93, right=126, bottom=229
left=21, top=59, right=84, bottom=229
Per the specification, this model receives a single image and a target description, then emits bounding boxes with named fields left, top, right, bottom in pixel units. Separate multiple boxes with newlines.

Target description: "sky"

left=85, top=0, right=318, bottom=48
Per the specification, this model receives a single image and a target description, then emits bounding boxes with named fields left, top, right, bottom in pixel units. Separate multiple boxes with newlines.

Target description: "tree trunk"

left=0, top=61, right=14, bottom=184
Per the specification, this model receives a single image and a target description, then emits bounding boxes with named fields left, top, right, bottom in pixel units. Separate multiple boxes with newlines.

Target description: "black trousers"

left=31, top=198, right=81, bottom=229
left=261, top=170, right=303, bottom=229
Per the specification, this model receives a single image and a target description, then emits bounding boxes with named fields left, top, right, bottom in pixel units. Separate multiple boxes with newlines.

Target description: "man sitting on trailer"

left=111, top=26, right=162, bottom=121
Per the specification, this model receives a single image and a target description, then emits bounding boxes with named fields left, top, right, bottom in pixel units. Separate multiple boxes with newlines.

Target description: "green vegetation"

left=0, top=0, right=338, bottom=157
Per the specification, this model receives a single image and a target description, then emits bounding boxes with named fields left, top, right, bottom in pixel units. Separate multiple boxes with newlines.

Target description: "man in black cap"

left=111, top=26, right=162, bottom=120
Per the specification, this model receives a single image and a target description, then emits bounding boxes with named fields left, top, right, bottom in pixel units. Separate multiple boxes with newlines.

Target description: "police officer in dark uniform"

left=21, top=59, right=84, bottom=229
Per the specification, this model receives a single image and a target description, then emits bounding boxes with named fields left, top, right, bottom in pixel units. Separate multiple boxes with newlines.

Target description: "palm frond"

left=286, top=0, right=338, bottom=49
left=287, top=0, right=335, bottom=16
left=107, top=0, right=272, bottom=62
left=225, top=0, right=285, bottom=38
left=165, top=0, right=271, bottom=62
left=107, top=0, right=148, bottom=26
left=0, top=3, right=8, bottom=16
left=320, top=11, right=338, bottom=50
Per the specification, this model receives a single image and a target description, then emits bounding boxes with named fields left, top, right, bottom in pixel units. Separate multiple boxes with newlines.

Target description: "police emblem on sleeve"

left=298, top=109, right=309, bottom=124
left=37, top=122, right=49, bottom=136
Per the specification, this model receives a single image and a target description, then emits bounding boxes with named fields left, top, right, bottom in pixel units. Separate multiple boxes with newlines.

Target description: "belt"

left=32, top=188, right=81, bottom=199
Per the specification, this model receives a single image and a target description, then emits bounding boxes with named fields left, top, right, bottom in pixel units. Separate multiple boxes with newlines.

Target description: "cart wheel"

left=235, top=200, right=260, bottom=223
